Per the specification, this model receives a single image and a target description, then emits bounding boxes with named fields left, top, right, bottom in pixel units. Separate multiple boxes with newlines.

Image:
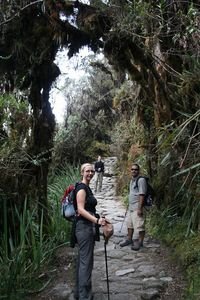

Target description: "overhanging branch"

left=0, top=0, right=43, bottom=26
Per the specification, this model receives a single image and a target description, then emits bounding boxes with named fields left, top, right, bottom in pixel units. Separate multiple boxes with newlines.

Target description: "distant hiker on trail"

left=120, top=163, right=147, bottom=251
left=94, top=155, right=104, bottom=193
left=74, top=163, right=106, bottom=300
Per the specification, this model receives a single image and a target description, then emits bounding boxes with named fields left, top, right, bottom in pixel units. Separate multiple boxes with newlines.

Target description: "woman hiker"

left=74, top=163, right=106, bottom=300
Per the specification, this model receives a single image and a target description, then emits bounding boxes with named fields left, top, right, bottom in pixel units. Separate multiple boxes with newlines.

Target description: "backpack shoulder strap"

left=74, top=182, right=80, bottom=190
left=135, top=176, right=144, bottom=189
left=73, top=182, right=81, bottom=211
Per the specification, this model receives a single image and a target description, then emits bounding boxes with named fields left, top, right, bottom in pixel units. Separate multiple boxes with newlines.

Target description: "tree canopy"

left=0, top=0, right=199, bottom=248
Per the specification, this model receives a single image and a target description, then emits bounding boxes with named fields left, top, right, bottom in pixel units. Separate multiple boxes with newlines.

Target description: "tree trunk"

left=28, top=62, right=58, bottom=230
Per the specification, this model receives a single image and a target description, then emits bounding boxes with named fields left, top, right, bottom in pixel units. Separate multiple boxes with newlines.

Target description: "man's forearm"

left=138, top=195, right=145, bottom=209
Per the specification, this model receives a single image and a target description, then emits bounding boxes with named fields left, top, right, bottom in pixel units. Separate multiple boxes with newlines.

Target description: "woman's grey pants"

left=75, top=220, right=95, bottom=300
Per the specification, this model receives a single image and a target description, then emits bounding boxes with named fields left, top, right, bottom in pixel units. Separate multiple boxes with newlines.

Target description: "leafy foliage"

left=0, top=94, right=30, bottom=150
left=147, top=207, right=200, bottom=298
left=0, top=199, right=58, bottom=298
left=0, top=164, right=79, bottom=299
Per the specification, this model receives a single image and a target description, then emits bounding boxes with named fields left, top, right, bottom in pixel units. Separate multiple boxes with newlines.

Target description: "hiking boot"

left=131, top=239, right=140, bottom=251
left=120, top=239, right=132, bottom=247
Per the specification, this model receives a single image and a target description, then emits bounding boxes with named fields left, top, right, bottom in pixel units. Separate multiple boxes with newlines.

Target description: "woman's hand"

left=98, top=217, right=106, bottom=226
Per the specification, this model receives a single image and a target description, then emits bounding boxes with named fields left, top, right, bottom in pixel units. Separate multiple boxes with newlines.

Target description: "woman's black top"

left=75, top=182, right=97, bottom=216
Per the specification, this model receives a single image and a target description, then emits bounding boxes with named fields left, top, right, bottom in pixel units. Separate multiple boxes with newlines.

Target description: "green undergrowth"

left=147, top=208, right=200, bottom=300
left=0, top=164, right=80, bottom=299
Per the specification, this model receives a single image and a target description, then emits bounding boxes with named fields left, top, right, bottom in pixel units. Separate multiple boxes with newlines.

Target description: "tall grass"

left=0, top=199, right=54, bottom=299
left=0, top=164, right=80, bottom=299
left=48, top=164, right=80, bottom=242
left=148, top=207, right=200, bottom=299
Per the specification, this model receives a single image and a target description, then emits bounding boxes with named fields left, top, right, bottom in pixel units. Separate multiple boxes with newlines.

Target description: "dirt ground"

left=153, top=245, right=187, bottom=299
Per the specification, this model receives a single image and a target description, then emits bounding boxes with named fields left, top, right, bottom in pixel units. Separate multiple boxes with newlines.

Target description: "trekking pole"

left=104, top=240, right=110, bottom=300
left=119, top=205, right=128, bottom=233
left=102, top=215, right=110, bottom=300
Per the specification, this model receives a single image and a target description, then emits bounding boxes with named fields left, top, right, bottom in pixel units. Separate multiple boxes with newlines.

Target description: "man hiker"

left=120, top=163, right=147, bottom=251
left=94, top=155, right=104, bottom=192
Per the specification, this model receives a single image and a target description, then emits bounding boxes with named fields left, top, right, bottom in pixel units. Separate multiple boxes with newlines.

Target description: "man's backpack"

left=61, top=183, right=79, bottom=222
left=135, top=176, right=155, bottom=207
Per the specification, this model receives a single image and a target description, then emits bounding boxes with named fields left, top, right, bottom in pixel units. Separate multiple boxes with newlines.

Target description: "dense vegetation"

left=0, top=0, right=199, bottom=298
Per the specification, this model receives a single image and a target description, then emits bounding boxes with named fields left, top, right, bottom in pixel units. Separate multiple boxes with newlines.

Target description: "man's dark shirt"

left=94, top=161, right=104, bottom=173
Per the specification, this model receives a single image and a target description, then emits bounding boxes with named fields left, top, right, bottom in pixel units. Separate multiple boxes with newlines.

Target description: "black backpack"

left=134, top=176, right=155, bottom=207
